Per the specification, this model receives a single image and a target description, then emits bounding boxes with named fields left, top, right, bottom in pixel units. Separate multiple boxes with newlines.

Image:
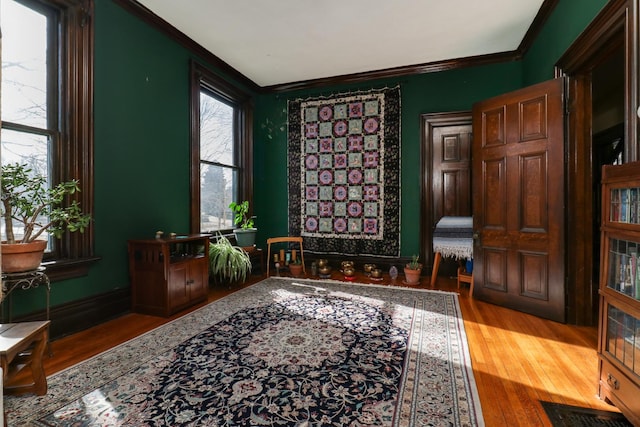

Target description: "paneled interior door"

left=432, top=122, right=472, bottom=220
left=472, top=78, right=566, bottom=322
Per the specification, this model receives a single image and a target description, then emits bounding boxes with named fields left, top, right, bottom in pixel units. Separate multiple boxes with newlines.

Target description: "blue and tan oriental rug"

left=6, top=278, right=484, bottom=426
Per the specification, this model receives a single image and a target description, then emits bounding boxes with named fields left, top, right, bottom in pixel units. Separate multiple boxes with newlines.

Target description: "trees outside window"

left=0, top=0, right=94, bottom=276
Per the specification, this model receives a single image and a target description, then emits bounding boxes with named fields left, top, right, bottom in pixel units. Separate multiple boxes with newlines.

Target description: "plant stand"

left=1, top=268, right=50, bottom=323
left=244, top=246, right=265, bottom=276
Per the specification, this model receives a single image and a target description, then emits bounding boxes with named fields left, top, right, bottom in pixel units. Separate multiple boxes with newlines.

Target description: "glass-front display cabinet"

left=598, top=162, right=640, bottom=426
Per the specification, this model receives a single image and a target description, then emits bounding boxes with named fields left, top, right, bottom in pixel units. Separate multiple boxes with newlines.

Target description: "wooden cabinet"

left=128, top=234, right=210, bottom=317
left=598, top=162, right=640, bottom=426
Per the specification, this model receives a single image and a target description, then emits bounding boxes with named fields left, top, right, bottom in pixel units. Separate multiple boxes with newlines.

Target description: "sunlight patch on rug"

left=6, top=278, right=484, bottom=426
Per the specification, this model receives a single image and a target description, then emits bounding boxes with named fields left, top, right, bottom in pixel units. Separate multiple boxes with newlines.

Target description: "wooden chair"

left=266, top=237, right=305, bottom=276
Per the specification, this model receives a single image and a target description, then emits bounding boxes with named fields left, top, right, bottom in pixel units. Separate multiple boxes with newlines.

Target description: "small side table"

left=0, top=321, right=50, bottom=396
left=244, top=246, right=265, bottom=276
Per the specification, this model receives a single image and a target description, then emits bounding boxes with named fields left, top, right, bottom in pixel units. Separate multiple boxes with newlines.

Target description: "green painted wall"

left=9, top=0, right=614, bottom=317
left=12, top=0, right=255, bottom=315
left=92, top=0, right=192, bottom=303
left=253, top=62, right=524, bottom=257
left=523, top=0, right=608, bottom=85
left=254, top=0, right=611, bottom=256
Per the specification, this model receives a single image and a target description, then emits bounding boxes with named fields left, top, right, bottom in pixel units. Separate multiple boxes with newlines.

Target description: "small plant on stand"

left=1, top=163, right=91, bottom=272
left=403, top=254, right=423, bottom=285
left=229, top=200, right=257, bottom=248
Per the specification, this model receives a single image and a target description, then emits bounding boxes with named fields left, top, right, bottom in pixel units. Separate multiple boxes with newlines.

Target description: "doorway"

left=421, top=112, right=472, bottom=277
left=591, top=47, right=625, bottom=321
left=557, top=0, right=630, bottom=325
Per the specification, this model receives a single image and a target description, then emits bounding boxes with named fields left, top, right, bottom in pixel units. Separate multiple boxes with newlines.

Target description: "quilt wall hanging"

left=288, top=86, right=401, bottom=257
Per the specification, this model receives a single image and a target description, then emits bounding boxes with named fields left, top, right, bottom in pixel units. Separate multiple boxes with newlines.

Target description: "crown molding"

left=113, top=0, right=262, bottom=93
left=117, top=0, right=558, bottom=94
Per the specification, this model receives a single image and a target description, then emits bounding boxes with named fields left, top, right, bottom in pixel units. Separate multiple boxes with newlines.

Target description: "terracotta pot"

left=404, top=265, right=422, bottom=285
left=1, top=240, right=48, bottom=273
left=289, top=263, right=304, bottom=277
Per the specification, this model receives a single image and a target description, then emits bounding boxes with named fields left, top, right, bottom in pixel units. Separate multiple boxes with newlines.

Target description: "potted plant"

left=288, top=257, right=304, bottom=277
left=209, top=232, right=252, bottom=285
left=1, top=163, right=91, bottom=273
left=229, top=200, right=257, bottom=248
left=404, top=254, right=423, bottom=285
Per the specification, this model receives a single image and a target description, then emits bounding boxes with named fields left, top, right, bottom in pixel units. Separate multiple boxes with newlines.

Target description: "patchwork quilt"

left=287, top=87, right=401, bottom=256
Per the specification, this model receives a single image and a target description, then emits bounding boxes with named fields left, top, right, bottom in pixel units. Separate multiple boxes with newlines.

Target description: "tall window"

left=1, top=0, right=55, bottom=240
left=190, top=61, right=252, bottom=234
left=200, top=92, right=237, bottom=231
left=0, top=0, right=94, bottom=276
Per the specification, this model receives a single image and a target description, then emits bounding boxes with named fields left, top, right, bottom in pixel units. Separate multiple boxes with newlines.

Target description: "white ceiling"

left=135, top=0, right=546, bottom=87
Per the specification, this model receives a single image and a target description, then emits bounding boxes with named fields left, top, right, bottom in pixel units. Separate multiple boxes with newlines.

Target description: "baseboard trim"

left=14, top=288, right=131, bottom=340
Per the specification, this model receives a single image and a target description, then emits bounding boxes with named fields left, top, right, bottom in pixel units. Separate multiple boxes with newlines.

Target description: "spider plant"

left=208, top=232, right=252, bottom=284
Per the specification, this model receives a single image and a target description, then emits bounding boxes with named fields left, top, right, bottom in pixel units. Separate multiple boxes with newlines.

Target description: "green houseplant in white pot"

left=229, top=200, right=257, bottom=248
left=1, top=163, right=91, bottom=273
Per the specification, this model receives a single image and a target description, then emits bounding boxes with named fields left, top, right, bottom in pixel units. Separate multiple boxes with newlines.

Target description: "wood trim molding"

left=556, top=0, right=629, bottom=73
left=264, top=52, right=522, bottom=93
left=517, top=0, right=559, bottom=54
left=261, top=0, right=559, bottom=92
left=554, top=0, right=634, bottom=325
left=16, top=287, right=130, bottom=340
left=188, top=61, right=254, bottom=234
left=116, top=0, right=558, bottom=93
left=113, top=0, right=261, bottom=93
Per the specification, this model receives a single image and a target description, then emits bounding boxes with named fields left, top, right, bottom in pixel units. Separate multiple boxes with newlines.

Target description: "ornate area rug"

left=6, top=278, right=483, bottom=426
left=288, top=87, right=401, bottom=257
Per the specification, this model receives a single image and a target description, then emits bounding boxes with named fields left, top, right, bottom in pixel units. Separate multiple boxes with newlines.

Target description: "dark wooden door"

left=472, top=78, right=565, bottom=322
left=432, top=123, right=472, bottom=220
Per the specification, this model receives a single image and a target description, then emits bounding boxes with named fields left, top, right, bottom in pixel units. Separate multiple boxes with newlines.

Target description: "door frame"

left=556, top=0, right=636, bottom=325
left=420, top=111, right=472, bottom=272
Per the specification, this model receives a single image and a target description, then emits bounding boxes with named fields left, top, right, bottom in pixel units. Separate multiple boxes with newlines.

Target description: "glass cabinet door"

left=607, top=238, right=640, bottom=300
left=610, top=187, right=640, bottom=224
left=606, top=304, right=640, bottom=377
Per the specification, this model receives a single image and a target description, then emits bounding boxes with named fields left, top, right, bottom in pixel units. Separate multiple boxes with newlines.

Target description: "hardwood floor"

left=24, top=272, right=620, bottom=426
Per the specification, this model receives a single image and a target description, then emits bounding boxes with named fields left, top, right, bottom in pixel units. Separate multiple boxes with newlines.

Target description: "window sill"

left=41, top=256, right=101, bottom=282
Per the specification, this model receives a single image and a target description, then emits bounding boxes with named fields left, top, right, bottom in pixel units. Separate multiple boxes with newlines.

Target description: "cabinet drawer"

left=599, top=359, right=640, bottom=425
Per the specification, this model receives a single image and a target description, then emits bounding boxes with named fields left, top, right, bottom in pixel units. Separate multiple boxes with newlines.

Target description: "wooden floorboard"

left=11, top=272, right=620, bottom=425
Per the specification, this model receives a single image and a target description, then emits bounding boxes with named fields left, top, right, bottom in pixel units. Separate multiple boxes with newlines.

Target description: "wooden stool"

left=0, top=321, right=50, bottom=396
left=457, top=266, right=474, bottom=296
